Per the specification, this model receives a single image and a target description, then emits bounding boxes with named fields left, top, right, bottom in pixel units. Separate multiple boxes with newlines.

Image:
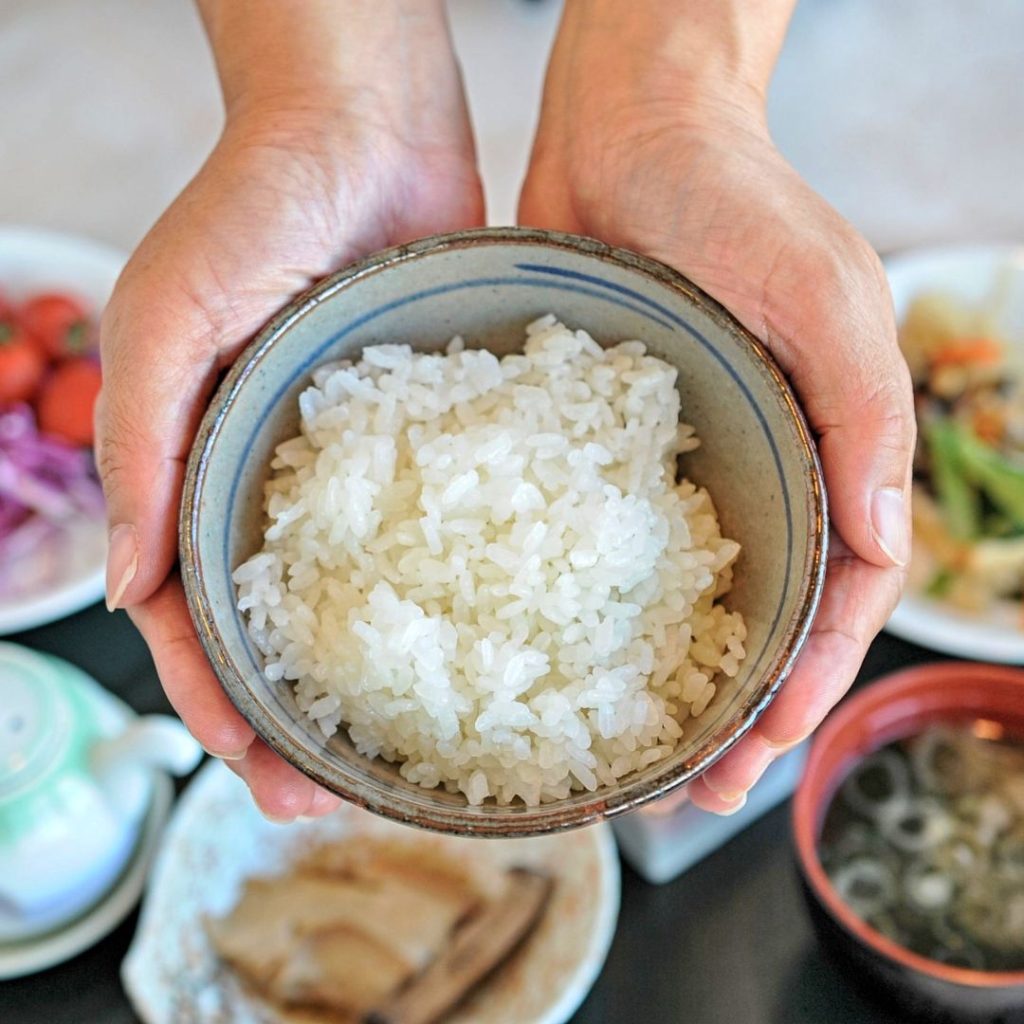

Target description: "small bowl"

left=180, top=227, right=827, bottom=837
left=793, top=662, right=1024, bottom=1022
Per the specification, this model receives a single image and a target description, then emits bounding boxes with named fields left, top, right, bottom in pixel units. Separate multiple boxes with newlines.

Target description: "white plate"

left=885, top=243, right=1024, bottom=662
left=123, top=760, right=620, bottom=1024
left=0, top=225, right=126, bottom=635
left=0, top=774, right=173, bottom=979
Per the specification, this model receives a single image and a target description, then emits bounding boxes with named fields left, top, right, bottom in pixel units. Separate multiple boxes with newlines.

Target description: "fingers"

left=696, top=535, right=904, bottom=810
left=226, top=741, right=343, bottom=823
left=682, top=196, right=917, bottom=576
left=128, top=574, right=256, bottom=759
left=756, top=535, right=904, bottom=746
left=132, top=574, right=343, bottom=822
left=695, top=731, right=786, bottom=805
left=785, top=268, right=916, bottom=573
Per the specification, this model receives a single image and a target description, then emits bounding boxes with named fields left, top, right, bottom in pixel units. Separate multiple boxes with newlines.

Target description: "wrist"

left=197, top=0, right=453, bottom=124
left=553, top=0, right=795, bottom=125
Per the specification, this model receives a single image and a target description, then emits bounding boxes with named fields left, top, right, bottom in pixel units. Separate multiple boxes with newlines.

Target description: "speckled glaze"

left=180, top=227, right=827, bottom=837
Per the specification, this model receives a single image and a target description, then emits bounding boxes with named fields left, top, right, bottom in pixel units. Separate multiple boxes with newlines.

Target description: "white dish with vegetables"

left=886, top=244, right=1024, bottom=661
left=0, top=227, right=124, bottom=635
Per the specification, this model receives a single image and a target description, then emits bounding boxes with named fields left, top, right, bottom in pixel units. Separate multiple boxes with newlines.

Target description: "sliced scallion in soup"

left=820, top=724, right=1024, bottom=972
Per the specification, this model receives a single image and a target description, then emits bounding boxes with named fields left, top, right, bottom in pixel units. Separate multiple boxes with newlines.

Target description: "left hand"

left=520, top=14, right=915, bottom=814
left=97, top=0, right=484, bottom=822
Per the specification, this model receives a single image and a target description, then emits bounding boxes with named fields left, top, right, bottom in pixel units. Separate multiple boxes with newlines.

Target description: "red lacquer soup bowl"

left=793, top=662, right=1024, bottom=1023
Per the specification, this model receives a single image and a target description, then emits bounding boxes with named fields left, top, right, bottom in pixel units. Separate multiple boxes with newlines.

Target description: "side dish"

left=0, top=289, right=103, bottom=593
left=208, top=839, right=553, bottom=1024
left=901, top=290, right=1024, bottom=616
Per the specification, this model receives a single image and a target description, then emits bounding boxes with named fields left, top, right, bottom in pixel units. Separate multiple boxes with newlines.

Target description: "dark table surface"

left=3, top=601, right=940, bottom=1024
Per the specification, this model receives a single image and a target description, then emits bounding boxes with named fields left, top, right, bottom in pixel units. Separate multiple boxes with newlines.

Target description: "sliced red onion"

left=0, top=403, right=105, bottom=551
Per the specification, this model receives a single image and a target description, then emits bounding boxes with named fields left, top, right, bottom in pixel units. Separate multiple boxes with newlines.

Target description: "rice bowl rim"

left=180, top=226, right=828, bottom=837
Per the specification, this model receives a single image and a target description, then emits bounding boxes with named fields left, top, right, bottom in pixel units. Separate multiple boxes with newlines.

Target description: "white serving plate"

left=885, top=243, right=1024, bottom=662
left=123, top=760, right=620, bottom=1024
left=0, top=225, right=125, bottom=635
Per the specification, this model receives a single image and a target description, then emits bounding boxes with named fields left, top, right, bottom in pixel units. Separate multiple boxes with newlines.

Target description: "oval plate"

left=122, top=759, right=621, bottom=1024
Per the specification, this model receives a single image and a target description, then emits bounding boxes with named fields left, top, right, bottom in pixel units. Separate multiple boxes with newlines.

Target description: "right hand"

left=97, top=1, right=483, bottom=822
left=519, top=1, right=915, bottom=813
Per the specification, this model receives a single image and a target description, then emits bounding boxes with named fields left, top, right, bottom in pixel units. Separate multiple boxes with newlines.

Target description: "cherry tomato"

left=0, top=323, right=46, bottom=404
left=20, top=292, right=94, bottom=361
left=36, top=357, right=102, bottom=446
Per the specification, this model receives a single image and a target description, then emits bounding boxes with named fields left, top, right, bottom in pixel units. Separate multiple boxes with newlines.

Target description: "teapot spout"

left=92, top=715, right=203, bottom=780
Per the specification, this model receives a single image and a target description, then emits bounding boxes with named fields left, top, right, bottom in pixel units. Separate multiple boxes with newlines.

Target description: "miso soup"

left=819, top=724, right=1024, bottom=972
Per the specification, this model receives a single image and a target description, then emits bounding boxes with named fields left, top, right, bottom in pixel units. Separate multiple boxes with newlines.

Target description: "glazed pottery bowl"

left=180, top=227, right=827, bottom=837
left=793, top=662, right=1024, bottom=1022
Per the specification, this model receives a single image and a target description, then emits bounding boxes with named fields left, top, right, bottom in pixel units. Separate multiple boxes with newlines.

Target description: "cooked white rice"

left=234, top=316, right=746, bottom=806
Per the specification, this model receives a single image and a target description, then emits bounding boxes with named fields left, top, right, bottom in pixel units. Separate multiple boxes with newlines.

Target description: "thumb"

left=97, top=245, right=309, bottom=610
left=810, top=361, right=916, bottom=572
left=97, top=277, right=220, bottom=611
left=765, top=244, right=917, bottom=572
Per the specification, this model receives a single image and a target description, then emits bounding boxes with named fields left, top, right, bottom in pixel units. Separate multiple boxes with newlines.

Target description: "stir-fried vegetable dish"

left=901, top=291, right=1024, bottom=614
left=820, top=725, right=1024, bottom=971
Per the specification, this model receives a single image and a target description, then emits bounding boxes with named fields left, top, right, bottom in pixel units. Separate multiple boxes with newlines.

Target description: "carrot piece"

left=972, top=408, right=1006, bottom=446
left=930, top=336, right=1004, bottom=369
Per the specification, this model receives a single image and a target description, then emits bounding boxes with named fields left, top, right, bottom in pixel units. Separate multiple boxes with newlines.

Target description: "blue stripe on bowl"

left=220, top=270, right=793, bottom=726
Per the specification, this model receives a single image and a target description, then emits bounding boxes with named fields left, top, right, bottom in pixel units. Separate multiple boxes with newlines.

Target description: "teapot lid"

left=0, top=646, right=71, bottom=800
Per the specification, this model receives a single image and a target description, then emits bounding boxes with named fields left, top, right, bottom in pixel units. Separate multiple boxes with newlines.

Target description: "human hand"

left=97, top=0, right=483, bottom=822
left=520, top=2, right=915, bottom=814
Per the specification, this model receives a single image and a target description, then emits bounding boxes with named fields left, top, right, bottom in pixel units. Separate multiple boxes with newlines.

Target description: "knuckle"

left=859, top=374, right=916, bottom=441
left=94, top=396, right=147, bottom=493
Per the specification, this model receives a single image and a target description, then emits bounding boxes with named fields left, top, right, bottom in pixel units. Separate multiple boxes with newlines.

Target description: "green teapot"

left=0, top=642, right=201, bottom=940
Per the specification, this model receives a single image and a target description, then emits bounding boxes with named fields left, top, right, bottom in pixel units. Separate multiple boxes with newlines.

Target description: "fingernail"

left=718, top=793, right=748, bottom=816
left=716, top=790, right=749, bottom=815
left=763, top=736, right=804, bottom=754
left=871, top=487, right=909, bottom=567
left=105, top=523, right=139, bottom=611
left=258, top=809, right=297, bottom=826
left=201, top=744, right=248, bottom=762
left=708, top=787, right=744, bottom=804
left=307, top=788, right=341, bottom=816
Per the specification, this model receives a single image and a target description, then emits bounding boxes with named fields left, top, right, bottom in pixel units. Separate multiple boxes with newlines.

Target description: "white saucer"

left=0, top=772, right=173, bottom=979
